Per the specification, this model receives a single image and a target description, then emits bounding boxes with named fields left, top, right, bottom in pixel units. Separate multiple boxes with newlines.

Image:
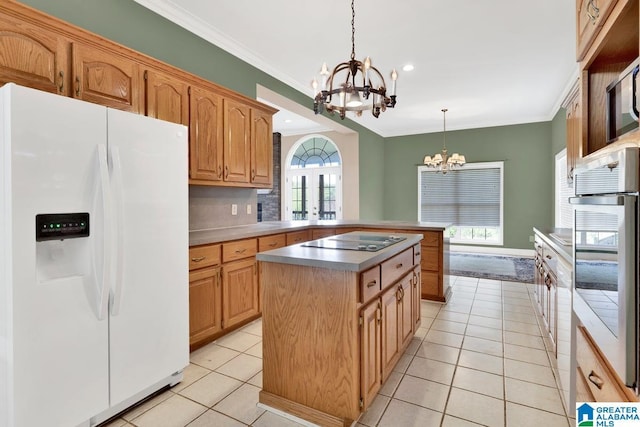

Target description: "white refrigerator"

left=0, top=84, right=189, bottom=427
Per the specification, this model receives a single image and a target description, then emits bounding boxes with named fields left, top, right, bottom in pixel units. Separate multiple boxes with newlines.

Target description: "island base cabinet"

left=381, top=273, right=414, bottom=381
left=360, top=300, right=381, bottom=411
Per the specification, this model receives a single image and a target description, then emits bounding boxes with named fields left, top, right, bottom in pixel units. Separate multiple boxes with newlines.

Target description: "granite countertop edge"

left=189, top=220, right=450, bottom=246
left=256, top=234, right=423, bottom=272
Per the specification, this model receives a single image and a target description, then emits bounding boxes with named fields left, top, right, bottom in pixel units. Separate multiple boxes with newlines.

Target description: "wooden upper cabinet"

left=251, top=108, right=273, bottom=186
left=223, top=98, right=251, bottom=183
left=144, top=68, right=188, bottom=126
left=72, top=42, right=142, bottom=113
left=576, top=0, right=618, bottom=60
left=0, top=13, right=68, bottom=95
left=190, top=85, right=223, bottom=181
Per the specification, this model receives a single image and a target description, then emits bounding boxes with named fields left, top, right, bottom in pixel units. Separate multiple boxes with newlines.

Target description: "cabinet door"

left=360, top=300, right=381, bottom=410
left=0, top=13, right=69, bottom=95
left=72, top=42, right=142, bottom=112
left=547, top=273, right=558, bottom=355
left=222, top=258, right=258, bottom=328
left=576, top=0, right=617, bottom=60
left=398, top=274, right=414, bottom=351
left=189, top=267, right=222, bottom=347
left=223, top=98, right=251, bottom=183
left=381, top=284, right=400, bottom=381
left=412, top=267, right=421, bottom=331
left=250, top=108, right=273, bottom=185
left=144, top=69, right=188, bottom=126
left=190, top=85, right=223, bottom=181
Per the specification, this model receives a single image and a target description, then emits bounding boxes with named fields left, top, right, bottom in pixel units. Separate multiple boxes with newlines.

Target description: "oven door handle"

left=569, top=195, right=627, bottom=206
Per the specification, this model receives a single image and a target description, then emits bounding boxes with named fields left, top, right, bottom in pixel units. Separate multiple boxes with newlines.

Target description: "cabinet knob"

left=395, top=263, right=403, bottom=269
left=58, top=71, right=64, bottom=93
left=366, top=280, right=377, bottom=288
left=588, top=370, right=604, bottom=390
left=218, top=165, right=223, bottom=179
left=224, top=165, right=229, bottom=179
left=75, top=76, right=80, bottom=96
left=191, top=256, right=206, bottom=262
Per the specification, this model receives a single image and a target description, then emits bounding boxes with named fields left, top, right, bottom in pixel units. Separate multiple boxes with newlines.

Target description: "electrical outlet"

left=231, top=204, right=238, bottom=215
left=246, top=204, right=252, bottom=215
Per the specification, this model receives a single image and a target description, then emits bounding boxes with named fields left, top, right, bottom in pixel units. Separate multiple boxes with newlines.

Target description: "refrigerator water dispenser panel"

left=36, top=213, right=90, bottom=241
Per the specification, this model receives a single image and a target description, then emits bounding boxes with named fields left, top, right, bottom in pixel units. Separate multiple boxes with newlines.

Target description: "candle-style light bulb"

left=390, top=69, right=398, bottom=96
left=320, top=62, right=329, bottom=91
left=364, top=57, right=371, bottom=85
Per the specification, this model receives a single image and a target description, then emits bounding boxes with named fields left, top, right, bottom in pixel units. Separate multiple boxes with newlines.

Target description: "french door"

left=285, top=167, right=341, bottom=221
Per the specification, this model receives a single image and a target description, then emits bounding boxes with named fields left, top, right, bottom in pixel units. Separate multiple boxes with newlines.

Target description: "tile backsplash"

left=189, top=186, right=257, bottom=230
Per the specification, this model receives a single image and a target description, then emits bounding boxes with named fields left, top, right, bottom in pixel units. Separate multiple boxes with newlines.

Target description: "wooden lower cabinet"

left=381, top=272, right=414, bottom=381
left=222, top=258, right=259, bottom=329
left=360, top=299, right=381, bottom=410
left=188, top=266, right=222, bottom=347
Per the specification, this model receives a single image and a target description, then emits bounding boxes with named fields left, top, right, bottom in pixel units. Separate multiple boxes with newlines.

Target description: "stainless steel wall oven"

left=571, top=146, right=639, bottom=392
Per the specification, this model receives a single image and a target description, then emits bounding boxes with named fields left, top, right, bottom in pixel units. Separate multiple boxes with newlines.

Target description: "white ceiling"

left=133, top=0, right=578, bottom=137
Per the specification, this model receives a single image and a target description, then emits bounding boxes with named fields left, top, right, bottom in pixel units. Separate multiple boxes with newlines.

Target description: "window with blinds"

left=418, top=162, right=504, bottom=244
left=555, top=149, right=574, bottom=228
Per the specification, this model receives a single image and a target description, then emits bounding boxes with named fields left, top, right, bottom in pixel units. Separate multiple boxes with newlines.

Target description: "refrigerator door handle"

left=110, top=145, right=125, bottom=316
left=96, top=144, right=112, bottom=321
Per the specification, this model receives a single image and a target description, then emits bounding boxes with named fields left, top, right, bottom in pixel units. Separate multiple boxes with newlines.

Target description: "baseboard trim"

left=450, top=245, right=534, bottom=258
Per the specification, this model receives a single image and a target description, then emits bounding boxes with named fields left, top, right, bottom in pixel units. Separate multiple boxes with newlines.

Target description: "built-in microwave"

left=606, top=59, right=640, bottom=144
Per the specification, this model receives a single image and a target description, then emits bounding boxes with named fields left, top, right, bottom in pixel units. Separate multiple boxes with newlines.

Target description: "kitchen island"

left=256, top=232, right=423, bottom=426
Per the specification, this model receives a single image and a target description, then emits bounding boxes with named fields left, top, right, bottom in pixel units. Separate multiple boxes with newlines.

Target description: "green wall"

left=384, top=122, right=554, bottom=249
left=20, top=0, right=562, bottom=238
left=20, top=0, right=387, bottom=219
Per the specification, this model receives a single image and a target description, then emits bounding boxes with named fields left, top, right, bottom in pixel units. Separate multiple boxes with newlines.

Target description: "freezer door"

left=1, top=84, right=109, bottom=427
left=106, top=108, right=189, bottom=406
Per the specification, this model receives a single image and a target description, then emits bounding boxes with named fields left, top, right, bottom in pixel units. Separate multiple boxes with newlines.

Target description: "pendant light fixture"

left=423, top=109, right=466, bottom=174
left=311, top=0, right=397, bottom=119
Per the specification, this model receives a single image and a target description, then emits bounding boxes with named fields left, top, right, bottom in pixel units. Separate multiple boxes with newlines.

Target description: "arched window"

left=285, top=136, right=342, bottom=221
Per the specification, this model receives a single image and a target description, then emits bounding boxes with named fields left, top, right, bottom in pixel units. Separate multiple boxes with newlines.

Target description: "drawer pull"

left=235, top=248, right=247, bottom=254
left=395, top=263, right=403, bottom=269
left=588, top=370, right=604, bottom=389
left=366, top=280, right=377, bottom=288
left=191, top=256, right=206, bottom=262
left=545, top=254, right=552, bottom=260
left=415, top=252, right=421, bottom=256
left=269, top=242, right=277, bottom=247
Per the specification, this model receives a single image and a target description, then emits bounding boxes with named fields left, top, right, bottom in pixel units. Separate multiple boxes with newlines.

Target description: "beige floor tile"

left=414, top=326, right=429, bottom=339
left=470, top=306, right=503, bottom=319
left=178, top=371, right=242, bottom=407
left=474, top=292, right=502, bottom=301
left=248, top=371, right=262, bottom=388
left=465, top=324, right=503, bottom=342
left=452, top=366, right=504, bottom=399
left=502, top=295, right=534, bottom=306
left=240, top=319, right=263, bottom=337
left=467, top=314, right=502, bottom=330
left=504, top=359, right=557, bottom=388
left=502, top=290, right=530, bottom=300
left=122, top=389, right=174, bottom=421
left=436, top=311, right=470, bottom=324
left=425, top=329, right=464, bottom=348
left=441, top=414, right=484, bottom=426
left=462, top=336, right=503, bottom=357
left=215, top=353, right=262, bottom=381
left=420, top=301, right=442, bottom=318
left=214, top=331, right=262, bottom=352
left=392, top=353, right=413, bottom=374
left=457, top=349, right=504, bottom=375
left=404, top=337, right=422, bottom=355
left=379, top=371, right=403, bottom=397
left=132, top=394, right=207, bottom=427
left=415, top=341, right=460, bottom=364
left=421, top=316, right=435, bottom=330
left=171, top=363, right=211, bottom=393
left=252, top=410, right=308, bottom=427
left=443, top=302, right=474, bottom=314
left=505, top=402, right=570, bottom=427
left=431, top=319, right=468, bottom=334
left=472, top=299, right=503, bottom=311
left=213, top=383, right=265, bottom=424
left=478, top=278, right=501, bottom=286
left=504, top=343, right=550, bottom=366
left=503, top=319, right=542, bottom=336
left=394, top=375, right=450, bottom=412
left=357, top=394, right=390, bottom=426
left=445, top=388, right=505, bottom=427
left=406, top=357, right=456, bottom=385
left=186, top=409, right=245, bottom=427
left=102, top=418, right=129, bottom=427
left=505, top=377, right=565, bottom=415
left=503, top=331, right=545, bottom=350
left=190, top=344, right=240, bottom=371
left=503, top=310, right=538, bottom=325
left=245, top=342, right=262, bottom=358
left=377, top=399, right=443, bottom=427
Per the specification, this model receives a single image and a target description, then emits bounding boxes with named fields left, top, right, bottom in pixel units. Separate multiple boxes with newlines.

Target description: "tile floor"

left=103, top=276, right=574, bottom=427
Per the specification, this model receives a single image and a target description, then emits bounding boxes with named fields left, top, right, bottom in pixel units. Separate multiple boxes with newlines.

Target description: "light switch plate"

left=231, top=204, right=238, bottom=215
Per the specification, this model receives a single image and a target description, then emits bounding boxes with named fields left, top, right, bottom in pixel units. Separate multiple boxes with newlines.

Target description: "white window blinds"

left=555, top=150, right=574, bottom=228
left=419, top=163, right=503, bottom=226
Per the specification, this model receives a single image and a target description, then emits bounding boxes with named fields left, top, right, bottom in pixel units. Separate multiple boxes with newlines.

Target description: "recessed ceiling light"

left=402, top=64, right=414, bottom=72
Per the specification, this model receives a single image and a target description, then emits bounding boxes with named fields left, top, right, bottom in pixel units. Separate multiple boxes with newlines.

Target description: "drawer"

left=189, top=244, right=221, bottom=270
left=420, top=246, right=439, bottom=271
left=576, top=326, right=632, bottom=402
left=222, top=238, right=257, bottom=262
left=286, top=230, right=311, bottom=245
left=258, top=234, right=286, bottom=252
left=360, top=265, right=381, bottom=304
left=311, top=228, right=335, bottom=239
left=381, top=248, right=413, bottom=288
left=421, top=231, right=440, bottom=247
left=413, top=244, right=422, bottom=265
left=542, top=245, right=558, bottom=274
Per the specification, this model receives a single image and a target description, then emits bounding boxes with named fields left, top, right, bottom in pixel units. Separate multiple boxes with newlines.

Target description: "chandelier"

left=423, top=109, right=466, bottom=174
left=311, top=0, right=397, bottom=119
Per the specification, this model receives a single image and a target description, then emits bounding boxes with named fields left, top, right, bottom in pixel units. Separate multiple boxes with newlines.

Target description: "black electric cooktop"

left=301, top=233, right=406, bottom=252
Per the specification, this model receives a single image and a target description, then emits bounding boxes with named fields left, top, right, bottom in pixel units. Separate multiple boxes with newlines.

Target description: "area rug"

left=449, top=253, right=534, bottom=283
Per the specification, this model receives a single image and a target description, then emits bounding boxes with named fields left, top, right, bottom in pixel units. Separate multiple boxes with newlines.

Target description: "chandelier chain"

left=350, top=0, right=356, bottom=61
